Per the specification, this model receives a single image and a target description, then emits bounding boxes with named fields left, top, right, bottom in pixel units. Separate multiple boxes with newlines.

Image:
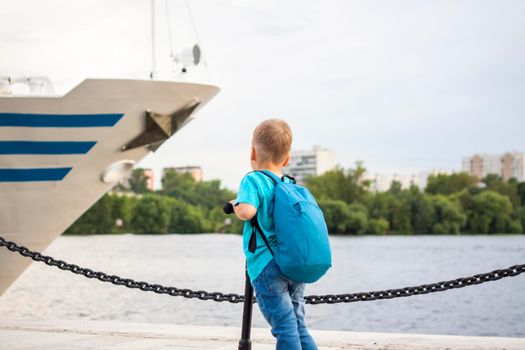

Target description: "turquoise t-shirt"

left=235, top=171, right=291, bottom=282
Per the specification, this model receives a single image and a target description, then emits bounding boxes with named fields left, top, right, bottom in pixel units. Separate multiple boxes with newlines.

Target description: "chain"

left=1, top=236, right=524, bottom=305
left=0, top=236, right=243, bottom=303
left=304, top=264, right=525, bottom=304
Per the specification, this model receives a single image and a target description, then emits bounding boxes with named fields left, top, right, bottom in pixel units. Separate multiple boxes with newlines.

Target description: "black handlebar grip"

left=223, top=202, right=234, bottom=215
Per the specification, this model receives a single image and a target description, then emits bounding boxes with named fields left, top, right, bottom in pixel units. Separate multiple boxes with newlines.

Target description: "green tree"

left=366, top=189, right=412, bottom=234
left=367, top=192, right=393, bottom=220
left=161, top=170, right=235, bottom=210
left=161, top=170, right=238, bottom=232
left=514, top=207, right=525, bottom=234
left=468, top=191, right=521, bottom=234
left=65, top=194, right=114, bottom=234
left=346, top=203, right=369, bottom=235
left=109, top=194, right=137, bottom=232
left=65, top=162, right=525, bottom=236
left=307, top=163, right=370, bottom=204
left=387, top=181, right=403, bottom=195
left=481, top=175, right=520, bottom=207
left=207, top=207, right=244, bottom=234
left=367, top=218, right=389, bottom=235
left=390, top=198, right=412, bottom=234
left=192, top=179, right=237, bottom=210
left=318, top=199, right=352, bottom=234
left=167, top=197, right=206, bottom=233
left=128, top=169, right=151, bottom=194
left=131, top=195, right=170, bottom=234
left=406, top=186, right=435, bottom=234
left=517, top=182, right=525, bottom=206
left=430, top=196, right=466, bottom=234
left=161, top=171, right=195, bottom=198
left=425, top=172, right=478, bottom=195
left=319, top=199, right=369, bottom=235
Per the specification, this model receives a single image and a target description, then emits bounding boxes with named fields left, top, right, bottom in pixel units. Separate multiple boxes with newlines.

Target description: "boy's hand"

left=231, top=200, right=257, bottom=221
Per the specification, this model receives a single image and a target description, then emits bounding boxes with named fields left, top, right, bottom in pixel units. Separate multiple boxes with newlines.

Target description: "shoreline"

left=1, top=318, right=524, bottom=350
left=60, top=232, right=525, bottom=236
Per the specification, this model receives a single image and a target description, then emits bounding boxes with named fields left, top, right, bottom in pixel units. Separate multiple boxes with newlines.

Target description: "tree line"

left=66, top=169, right=243, bottom=235
left=65, top=165, right=525, bottom=235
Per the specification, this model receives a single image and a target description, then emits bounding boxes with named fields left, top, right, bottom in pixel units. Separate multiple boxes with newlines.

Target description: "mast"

left=150, top=0, right=156, bottom=79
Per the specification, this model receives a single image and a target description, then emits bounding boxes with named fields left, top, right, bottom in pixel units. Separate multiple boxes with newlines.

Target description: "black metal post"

left=238, top=267, right=254, bottom=350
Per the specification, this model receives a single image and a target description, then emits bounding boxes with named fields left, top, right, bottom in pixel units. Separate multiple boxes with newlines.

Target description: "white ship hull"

left=0, top=78, right=219, bottom=296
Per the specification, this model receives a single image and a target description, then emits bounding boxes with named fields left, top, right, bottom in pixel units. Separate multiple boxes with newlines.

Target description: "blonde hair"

left=252, top=119, right=292, bottom=163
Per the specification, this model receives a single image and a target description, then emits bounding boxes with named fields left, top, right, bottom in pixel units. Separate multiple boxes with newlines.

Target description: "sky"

left=1, top=0, right=524, bottom=189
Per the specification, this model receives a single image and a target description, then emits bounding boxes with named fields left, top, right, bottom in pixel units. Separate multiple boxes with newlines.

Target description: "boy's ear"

left=282, top=154, right=290, bottom=167
left=250, top=146, right=256, bottom=161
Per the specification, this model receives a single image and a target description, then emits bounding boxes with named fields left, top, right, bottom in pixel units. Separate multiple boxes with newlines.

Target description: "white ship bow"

left=0, top=78, right=219, bottom=296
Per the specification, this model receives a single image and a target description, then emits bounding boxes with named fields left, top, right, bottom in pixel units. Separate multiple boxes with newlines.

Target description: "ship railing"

left=0, top=76, right=55, bottom=96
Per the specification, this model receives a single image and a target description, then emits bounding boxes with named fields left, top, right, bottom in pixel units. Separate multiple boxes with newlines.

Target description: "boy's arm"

left=233, top=173, right=259, bottom=221
left=230, top=200, right=257, bottom=221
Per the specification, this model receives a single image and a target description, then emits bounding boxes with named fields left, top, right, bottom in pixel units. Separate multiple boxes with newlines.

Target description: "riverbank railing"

left=1, top=235, right=524, bottom=350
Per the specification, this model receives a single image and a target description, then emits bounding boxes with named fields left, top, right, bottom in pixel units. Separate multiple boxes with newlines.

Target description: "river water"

left=0, top=234, right=524, bottom=337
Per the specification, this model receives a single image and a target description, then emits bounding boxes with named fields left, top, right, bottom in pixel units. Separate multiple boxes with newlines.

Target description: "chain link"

left=1, top=236, right=524, bottom=305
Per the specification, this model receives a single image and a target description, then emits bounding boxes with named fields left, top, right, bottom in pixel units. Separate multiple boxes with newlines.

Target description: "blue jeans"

left=252, top=259, right=318, bottom=350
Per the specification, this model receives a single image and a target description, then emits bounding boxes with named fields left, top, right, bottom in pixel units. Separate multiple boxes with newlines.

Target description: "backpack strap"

left=249, top=216, right=274, bottom=255
left=247, top=170, right=293, bottom=255
left=282, top=174, right=297, bottom=184
left=257, top=170, right=279, bottom=184
left=252, top=169, right=296, bottom=185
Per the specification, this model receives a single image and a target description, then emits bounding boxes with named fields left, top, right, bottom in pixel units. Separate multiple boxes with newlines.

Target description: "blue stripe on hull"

left=0, top=141, right=96, bottom=154
left=0, top=113, right=124, bottom=127
left=0, top=168, right=72, bottom=182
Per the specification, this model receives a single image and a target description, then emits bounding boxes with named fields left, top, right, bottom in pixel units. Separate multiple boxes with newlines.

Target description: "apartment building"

left=283, top=146, right=337, bottom=185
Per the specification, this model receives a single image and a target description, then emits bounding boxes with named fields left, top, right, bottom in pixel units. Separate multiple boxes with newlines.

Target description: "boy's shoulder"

left=240, top=171, right=262, bottom=186
left=239, top=171, right=274, bottom=193
left=237, top=171, right=274, bottom=208
left=242, top=171, right=267, bottom=183
left=241, top=170, right=297, bottom=188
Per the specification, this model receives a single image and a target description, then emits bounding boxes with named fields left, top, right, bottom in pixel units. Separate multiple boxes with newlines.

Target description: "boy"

left=231, top=119, right=318, bottom=350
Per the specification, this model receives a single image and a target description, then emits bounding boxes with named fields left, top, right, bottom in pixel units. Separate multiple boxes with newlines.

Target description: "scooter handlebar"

left=223, top=202, right=234, bottom=215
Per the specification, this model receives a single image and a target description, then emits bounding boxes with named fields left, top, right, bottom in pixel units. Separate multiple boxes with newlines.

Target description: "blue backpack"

left=249, top=170, right=332, bottom=283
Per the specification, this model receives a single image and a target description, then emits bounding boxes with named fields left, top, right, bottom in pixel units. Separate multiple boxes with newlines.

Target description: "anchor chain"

left=1, top=236, right=524, bottom=305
